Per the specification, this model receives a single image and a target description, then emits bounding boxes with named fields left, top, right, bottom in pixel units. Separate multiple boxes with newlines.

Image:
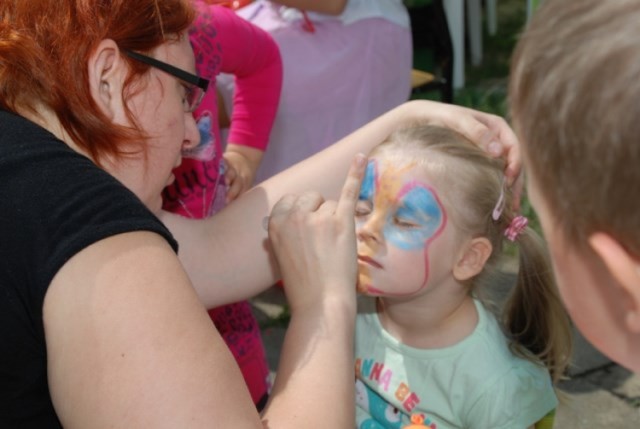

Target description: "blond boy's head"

left=509, top=0, right=640, bottom=372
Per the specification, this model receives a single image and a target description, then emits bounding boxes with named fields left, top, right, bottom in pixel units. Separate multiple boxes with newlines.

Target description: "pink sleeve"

left=192, top=3, right=282, bottom=151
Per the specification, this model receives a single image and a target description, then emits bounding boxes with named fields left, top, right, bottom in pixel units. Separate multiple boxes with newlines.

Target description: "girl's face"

left=356, top=154, right=458, bottom=297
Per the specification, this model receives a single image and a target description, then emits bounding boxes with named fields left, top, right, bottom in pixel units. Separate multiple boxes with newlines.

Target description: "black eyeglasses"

left=124, top=50, right=210, bottom=113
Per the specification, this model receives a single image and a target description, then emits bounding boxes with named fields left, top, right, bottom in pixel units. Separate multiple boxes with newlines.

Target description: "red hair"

left=0, top=0, right=195, bottom=163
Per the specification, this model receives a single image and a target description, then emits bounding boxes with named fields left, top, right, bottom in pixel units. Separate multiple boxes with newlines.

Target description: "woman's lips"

left=358, top=255, right=382, bottom=269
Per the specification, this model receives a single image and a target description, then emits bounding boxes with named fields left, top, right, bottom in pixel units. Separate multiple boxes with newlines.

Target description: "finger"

left=440, top=108, right=501, bottom=157
left=510, top=170, right=525, bottom=212
left=504, top=142, right=523, bottom=186
left=469, top=112, right=511, bottom=157
left=316, top=199, right=338, bottom=216
left=225, top=180, right=242, bottom=203
left=335, top=153, right=367, bottom=218
left=224, top=166, right=237, bottom=187
left=294, top=191, right=324, bottom=212
left=270, top=194, right=297, bottom=218
left=468, top=112, right=523, bottom=186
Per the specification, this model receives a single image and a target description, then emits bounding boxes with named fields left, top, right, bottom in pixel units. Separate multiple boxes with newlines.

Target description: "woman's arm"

left=161, top=100, right=520, bottom=309
left=259, top=154, right=365, bottom=426
left=45, top=156, right=365, bottom=428
left=45, top=232, right=264, bottom=428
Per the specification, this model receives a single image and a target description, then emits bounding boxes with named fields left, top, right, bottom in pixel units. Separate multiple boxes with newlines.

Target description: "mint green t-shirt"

left=355, top=298, right=557, bottom=429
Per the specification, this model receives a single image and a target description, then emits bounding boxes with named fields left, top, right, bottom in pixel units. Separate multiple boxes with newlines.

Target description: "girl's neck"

left=376, top=293, right=478, bottom=349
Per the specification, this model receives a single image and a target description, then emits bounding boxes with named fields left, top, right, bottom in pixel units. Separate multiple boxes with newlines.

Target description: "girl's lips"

left=358, top=255, right=383, bottom=269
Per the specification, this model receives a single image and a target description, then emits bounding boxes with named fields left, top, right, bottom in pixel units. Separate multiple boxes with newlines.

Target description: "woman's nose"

left=182, top=112, right=200, bottom=151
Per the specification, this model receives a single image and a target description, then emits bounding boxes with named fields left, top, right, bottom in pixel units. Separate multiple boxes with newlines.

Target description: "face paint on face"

left=356, top=158, right=447, bottom=296
left=359, top=160, right=377, bottom=202
left=386, top=181, right=445, bottom=251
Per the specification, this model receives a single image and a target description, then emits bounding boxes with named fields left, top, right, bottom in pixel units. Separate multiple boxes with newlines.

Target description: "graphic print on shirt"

left=356, top=378, right=405, bottom=429
left=356, top=373, right=440, bottom=429
left=356, top=357, right=422, bottom=415
left=183, top=111, right=217, bottom=161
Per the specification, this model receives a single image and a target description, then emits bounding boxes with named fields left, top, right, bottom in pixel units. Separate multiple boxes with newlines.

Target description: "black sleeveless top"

left=0, top=110, right=178, bottom=427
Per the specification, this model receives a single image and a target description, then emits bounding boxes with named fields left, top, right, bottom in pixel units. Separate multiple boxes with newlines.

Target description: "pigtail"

left=503, top=226, right=573, bottom=383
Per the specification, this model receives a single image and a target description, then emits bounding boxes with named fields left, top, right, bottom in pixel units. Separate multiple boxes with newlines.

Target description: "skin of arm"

left=270, top=0, right=348, bottom=15
left=44, top=232, right=263, bottom=428
left=161, top=99, right=521, bottom=310
left=44, top=155, right=366, bottom=428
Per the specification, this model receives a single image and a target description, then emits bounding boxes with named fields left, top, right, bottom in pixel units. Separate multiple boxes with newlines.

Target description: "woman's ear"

left=453, top=237, right=492, bottom=281
left=589, top=232, right=640, bottom=333
left=87, top=39, right=123, bottom=119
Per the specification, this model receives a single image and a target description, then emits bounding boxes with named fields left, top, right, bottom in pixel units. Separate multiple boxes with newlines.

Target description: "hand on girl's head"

left=413, top=101, right=521, bottom=192
left=469, top=110, right=522, bottom=187
left=454, top=105, right=523, bottom=208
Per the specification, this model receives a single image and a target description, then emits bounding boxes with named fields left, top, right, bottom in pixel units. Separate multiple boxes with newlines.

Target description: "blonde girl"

left=354, top=125, right=572, bottom=429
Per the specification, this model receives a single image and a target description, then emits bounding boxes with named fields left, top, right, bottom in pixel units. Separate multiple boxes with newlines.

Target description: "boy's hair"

left=374, top=125, right=572, bottom=382
left=0, top=0, right=195, bottom=165
left=509, top=0, right=640, bottom=256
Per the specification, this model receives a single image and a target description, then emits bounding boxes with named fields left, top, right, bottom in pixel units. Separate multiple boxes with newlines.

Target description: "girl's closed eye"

left=393, top=216, right=421, bottom=228
left=355, top=199, right=373, bottom=217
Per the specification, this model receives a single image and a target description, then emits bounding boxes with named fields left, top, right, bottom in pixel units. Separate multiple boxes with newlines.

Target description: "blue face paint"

left=384, top=185, right=444, bottom=251
left=356, top=160, right=446, bottom=253
left=359, top=161, right=376, bottom=202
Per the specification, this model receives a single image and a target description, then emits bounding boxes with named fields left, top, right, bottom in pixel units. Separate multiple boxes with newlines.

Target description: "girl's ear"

left=589, top=232, right=640, bottom=333
left=453, top=237, right=492, bottom=281
left=87, top=39, right=124, bottom=120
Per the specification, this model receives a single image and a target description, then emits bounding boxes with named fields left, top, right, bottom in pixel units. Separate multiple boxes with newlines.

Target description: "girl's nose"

left=356, top=214, right=385, bottom=246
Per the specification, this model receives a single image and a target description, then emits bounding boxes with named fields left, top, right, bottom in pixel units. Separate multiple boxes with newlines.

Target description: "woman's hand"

left=266, top=153, right=367, bottom=313
left=400, top=100, right=523, bottom=208
left=406, top=100, right=521, bottom=185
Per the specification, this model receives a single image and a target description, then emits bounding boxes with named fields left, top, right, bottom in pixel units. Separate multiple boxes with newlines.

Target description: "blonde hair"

left=509, top=0, right=640, bottom=257
left=374, top=125, right=572, bottom=383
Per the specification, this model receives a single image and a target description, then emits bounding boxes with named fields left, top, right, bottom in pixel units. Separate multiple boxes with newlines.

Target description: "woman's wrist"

left=288, top=286, right=357, bottom=320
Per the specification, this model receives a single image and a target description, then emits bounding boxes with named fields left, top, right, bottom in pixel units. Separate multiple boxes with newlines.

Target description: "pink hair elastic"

left=504, top=215, right=528, bottom=241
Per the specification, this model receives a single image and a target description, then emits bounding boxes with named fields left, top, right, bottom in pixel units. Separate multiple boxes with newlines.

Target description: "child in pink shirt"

left=162, top=1, right=282, bottom=410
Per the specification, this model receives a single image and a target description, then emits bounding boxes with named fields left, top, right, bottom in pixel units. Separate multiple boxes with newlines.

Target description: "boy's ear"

left=87, top=39, right=124, bottom=120
left=453, top=237, right=492, bottom=281
left=589, top=232, right=640, bottom=333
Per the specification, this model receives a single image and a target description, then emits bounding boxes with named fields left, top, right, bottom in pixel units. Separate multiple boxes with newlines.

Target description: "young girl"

left=354, top=125, right=572, bottom=429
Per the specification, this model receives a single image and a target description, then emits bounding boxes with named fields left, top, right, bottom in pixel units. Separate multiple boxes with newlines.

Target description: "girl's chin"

left=356, top=283, right=384, bottom=296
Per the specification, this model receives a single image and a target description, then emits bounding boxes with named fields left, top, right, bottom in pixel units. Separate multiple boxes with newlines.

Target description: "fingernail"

left=355, top=153, right=366, bottom=166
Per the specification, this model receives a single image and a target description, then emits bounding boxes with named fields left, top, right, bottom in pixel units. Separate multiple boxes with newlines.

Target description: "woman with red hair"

left=0, top=0, right=519, bottom=426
